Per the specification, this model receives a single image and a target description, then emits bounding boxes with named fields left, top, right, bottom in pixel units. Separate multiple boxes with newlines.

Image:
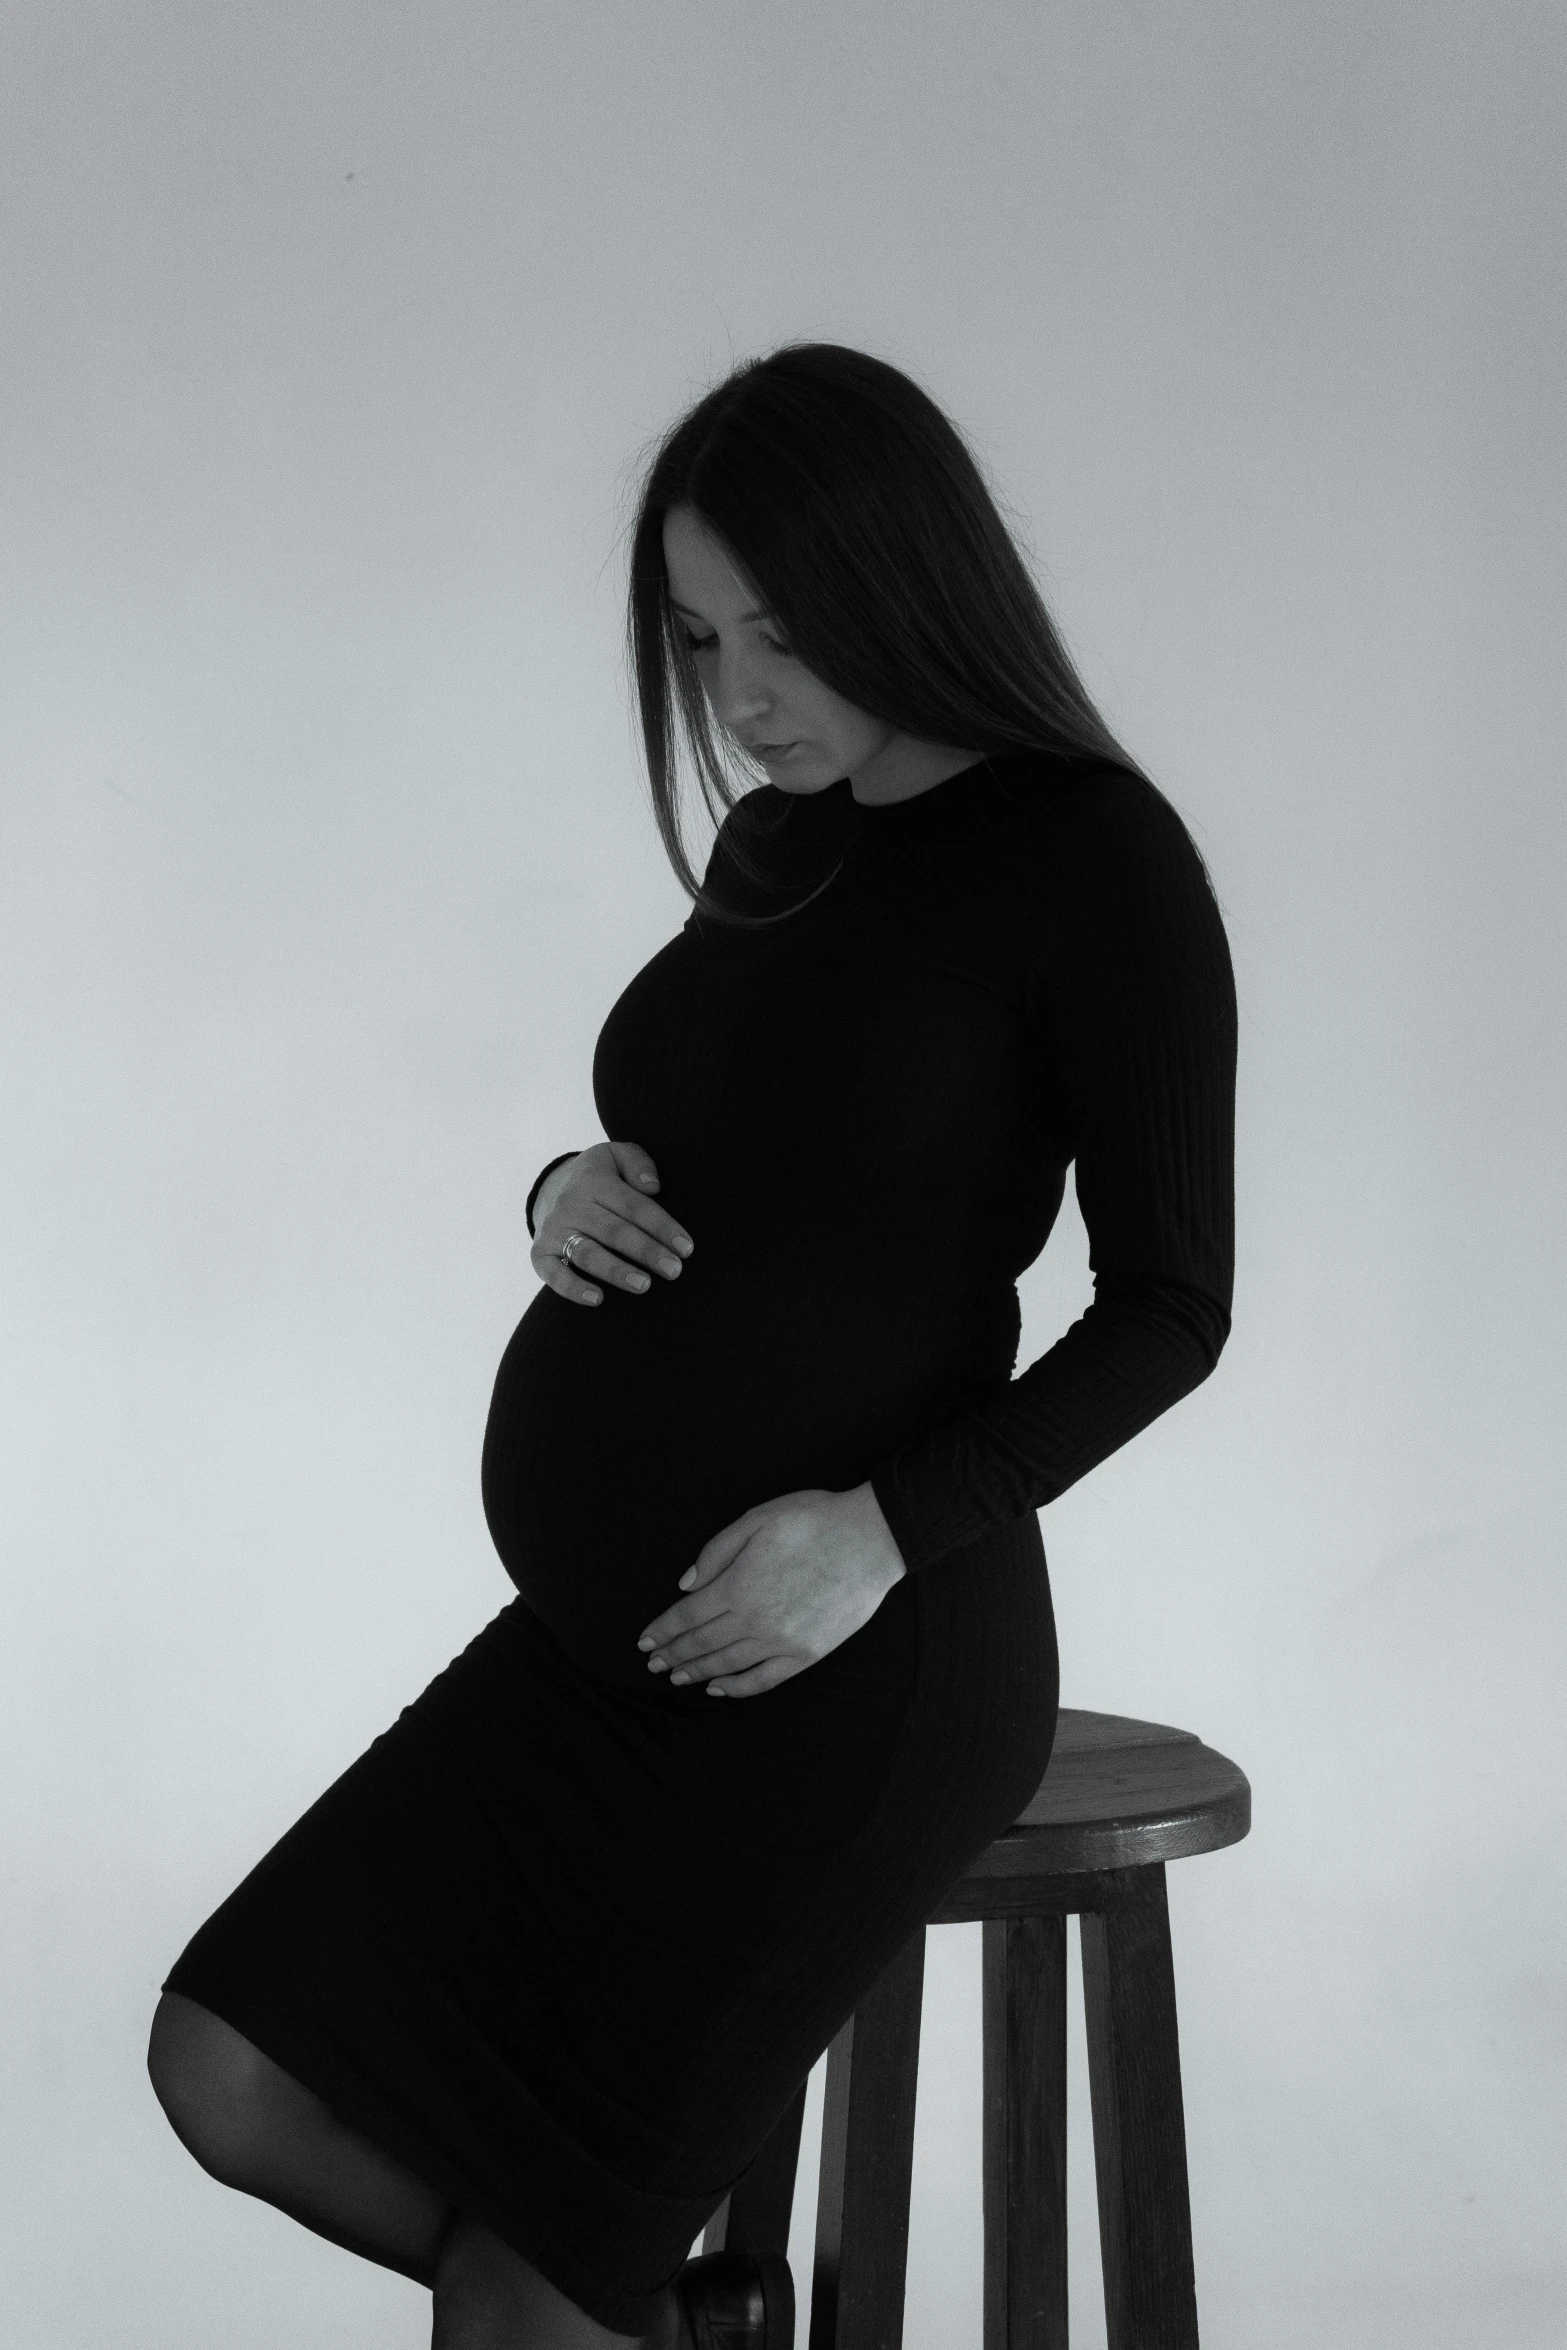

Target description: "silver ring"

left=559, top=1230, right=587, bottom=1269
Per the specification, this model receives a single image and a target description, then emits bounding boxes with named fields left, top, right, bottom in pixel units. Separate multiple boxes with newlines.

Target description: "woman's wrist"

left=525, top=1152, right=580, bottom=1237
left=843, top=1480, right=909, bottom=1589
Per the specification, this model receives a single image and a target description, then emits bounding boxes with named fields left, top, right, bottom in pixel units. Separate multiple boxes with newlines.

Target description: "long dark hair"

left=626, top=341, right=1149, bottom=924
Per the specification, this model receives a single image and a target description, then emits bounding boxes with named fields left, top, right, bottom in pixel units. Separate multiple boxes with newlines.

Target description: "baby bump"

left=479, top=1264, right=1016, bottom=1683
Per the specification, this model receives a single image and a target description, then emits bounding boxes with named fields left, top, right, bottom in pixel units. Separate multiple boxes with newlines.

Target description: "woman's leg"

left=432, top=2218, right=689, bottom=2349
left=148, top=1992, right=695, bottom=2346
left=147, top=1991, right=451, bottom=2285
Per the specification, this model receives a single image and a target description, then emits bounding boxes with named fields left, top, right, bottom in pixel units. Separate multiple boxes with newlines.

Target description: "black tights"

left=146, top=1992, right=689, bottom=2348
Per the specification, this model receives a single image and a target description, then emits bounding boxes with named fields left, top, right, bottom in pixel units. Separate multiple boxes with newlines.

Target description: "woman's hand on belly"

left=635, top=1483, right=909, bottom=1698
left=531, top=1140, right=694, bottom=1305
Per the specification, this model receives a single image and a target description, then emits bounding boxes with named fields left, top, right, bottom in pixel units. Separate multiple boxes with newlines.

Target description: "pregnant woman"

left=148, top=343, right=1236, bottom=2350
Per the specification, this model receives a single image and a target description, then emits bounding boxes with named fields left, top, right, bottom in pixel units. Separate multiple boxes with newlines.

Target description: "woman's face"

left=661, top=506, right=978, bottom=805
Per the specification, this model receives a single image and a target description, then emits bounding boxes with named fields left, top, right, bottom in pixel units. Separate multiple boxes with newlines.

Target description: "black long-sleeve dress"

left=163, top=748, right=1236, bottom=2333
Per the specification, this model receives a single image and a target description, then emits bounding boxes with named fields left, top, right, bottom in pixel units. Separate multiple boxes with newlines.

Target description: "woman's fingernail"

left=640, top=1173, right=658, bottom=1186
left=706, top=1686, right=726, bottom=1698
left=669, top=1670, right=689, bottom=1687
left=637, top=1635, right=655, bottom=1650
left=647, top=1656, right=668, bottom=1674
left=678, top=1569, right=696, bottom=1589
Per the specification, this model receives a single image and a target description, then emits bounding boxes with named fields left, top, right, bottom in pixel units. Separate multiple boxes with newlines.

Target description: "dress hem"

left=158, top=1963, right=718, bottom=2336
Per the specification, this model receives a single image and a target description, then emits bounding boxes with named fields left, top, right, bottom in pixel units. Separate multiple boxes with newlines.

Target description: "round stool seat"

left=962, top=1704, right=1251, bottom=1882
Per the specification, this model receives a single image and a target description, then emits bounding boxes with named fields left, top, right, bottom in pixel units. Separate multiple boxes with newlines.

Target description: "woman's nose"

left=710, top=650, right=771, bottom=733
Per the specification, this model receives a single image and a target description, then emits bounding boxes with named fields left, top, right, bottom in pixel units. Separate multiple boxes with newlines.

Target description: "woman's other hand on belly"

left=636, top=1483, right=909, bottom=1698
left=530, top=1140, right=694, bottom=1304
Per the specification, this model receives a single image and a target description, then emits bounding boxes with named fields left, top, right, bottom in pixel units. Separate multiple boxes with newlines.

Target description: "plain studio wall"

left=2, top=4, right=1563, bottom=2344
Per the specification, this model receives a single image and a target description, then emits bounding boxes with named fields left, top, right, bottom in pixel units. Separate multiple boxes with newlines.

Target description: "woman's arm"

left=869, top=775, right=1238, bottom=1572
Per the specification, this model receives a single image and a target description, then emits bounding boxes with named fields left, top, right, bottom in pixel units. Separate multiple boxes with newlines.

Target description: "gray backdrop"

left=3, top=4, right=1562, bottom=2344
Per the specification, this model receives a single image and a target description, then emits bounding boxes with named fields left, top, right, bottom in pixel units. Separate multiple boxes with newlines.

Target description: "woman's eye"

left=679, top=627, right=791, bottom=658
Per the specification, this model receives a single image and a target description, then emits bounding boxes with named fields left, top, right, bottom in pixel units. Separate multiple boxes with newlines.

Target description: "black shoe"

left=676, top=2250, right=795, bottom=2350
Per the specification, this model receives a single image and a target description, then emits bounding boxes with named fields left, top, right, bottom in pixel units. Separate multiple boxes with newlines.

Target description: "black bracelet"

left=525, top=1151, right=581, bottom=1238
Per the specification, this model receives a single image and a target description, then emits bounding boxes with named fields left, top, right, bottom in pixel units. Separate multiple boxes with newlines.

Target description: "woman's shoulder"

left=726, top=778, right=861, bottom=840
left=714, top=780, right=795, bottom=834
left=990, top=749, right=1219, bottom=905
left=689, top=782, right=843, bottom=922
left=991, top=748, right=1185, bottom=841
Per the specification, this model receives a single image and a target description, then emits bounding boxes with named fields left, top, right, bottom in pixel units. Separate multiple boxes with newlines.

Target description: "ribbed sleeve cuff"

left=867, top=1448, right=1024, bottom=1576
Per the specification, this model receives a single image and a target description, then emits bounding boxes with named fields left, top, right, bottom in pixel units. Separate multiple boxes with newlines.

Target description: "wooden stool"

left=702, top=1708, right=1250, bottom=2350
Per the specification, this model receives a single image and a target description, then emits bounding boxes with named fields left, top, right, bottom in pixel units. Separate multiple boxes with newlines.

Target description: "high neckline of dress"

left=845, top=754, right=997, bottom=819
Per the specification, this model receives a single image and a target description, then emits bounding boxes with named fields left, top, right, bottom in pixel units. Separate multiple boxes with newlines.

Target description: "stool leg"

left=983, top=1914, right=1069, bottom=2350
left=810, top=1926, right=926, bottom=2350
left=703, top=2079, right=810, bottom=2256
left=1080, top=1866, right=1198, bottom=2350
